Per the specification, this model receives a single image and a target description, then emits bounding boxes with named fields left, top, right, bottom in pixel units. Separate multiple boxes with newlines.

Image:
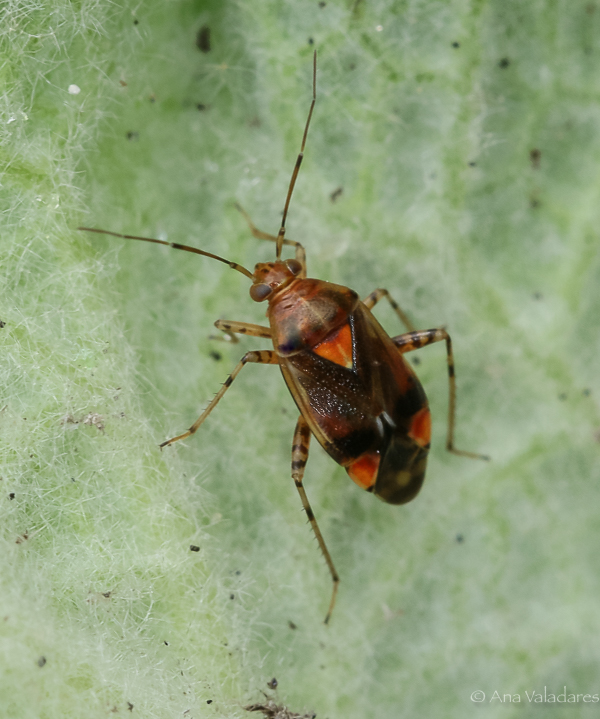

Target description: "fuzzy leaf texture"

left=2, top=1, right=600, bottom=718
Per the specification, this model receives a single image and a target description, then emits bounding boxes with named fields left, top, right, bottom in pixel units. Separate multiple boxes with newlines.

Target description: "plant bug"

left=79, top=51, right=489, bottom=623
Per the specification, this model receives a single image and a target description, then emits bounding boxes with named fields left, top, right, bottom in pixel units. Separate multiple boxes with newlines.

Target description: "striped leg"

left=362, top=288, right=416, bottom=332
left=291, top=415, right=339, bottom=624
left=393, top=329, right=490, bottom=461
left=160, top=350, right=279, bottom=448
left=234, top=203, right=307, bottom=278
left=211, top=319, right=272, bottom=344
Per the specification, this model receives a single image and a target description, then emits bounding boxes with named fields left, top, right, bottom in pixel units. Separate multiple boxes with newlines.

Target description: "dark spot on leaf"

left=530, top=148, right=541, bottom=169
left=196, top=25, right=211, bottom=53
left=329, top=187, right=343, bottom=202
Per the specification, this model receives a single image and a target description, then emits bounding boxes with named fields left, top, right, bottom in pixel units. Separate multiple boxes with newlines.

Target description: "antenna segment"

left=78, top=227, right=253, bottom=279
left=275, top=50, right=317, bottom=259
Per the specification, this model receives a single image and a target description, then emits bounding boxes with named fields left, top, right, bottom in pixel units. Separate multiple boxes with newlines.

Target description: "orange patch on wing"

left=346, top=452, right=381, bottom=491
left=408, top=407, right=431, bottom=447
left=313, top=322, right=353, bottom=368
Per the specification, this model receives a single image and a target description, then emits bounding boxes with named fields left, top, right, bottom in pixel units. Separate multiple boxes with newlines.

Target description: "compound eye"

left=285, top=258, right=303, bottom=275
left=250, top=282, right=272, bottom=302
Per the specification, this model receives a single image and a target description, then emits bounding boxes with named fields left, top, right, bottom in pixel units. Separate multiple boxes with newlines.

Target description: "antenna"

left=77, top=227, right=253, bottom=279
left=275, top=50, right=317, bottom=260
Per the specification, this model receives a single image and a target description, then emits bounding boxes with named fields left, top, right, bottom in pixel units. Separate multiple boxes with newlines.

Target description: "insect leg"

left=211, top=320, right=272, bottom=344
left=160, top=350, right=279, bottom=448
left=362, top=288, right=416, bottom=332
left=234, top=203, right=307, bottom=277
left=392, top=328, right=490, bottom=461
left=291, top=414, right=339, bottom=624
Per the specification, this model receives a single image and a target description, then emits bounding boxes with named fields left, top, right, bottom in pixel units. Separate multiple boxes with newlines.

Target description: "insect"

left=79, top=52, right=489, bottom=623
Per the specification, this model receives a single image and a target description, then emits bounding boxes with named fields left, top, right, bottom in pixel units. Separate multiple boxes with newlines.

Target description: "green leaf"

left=2, top=1, right=599, bottom=717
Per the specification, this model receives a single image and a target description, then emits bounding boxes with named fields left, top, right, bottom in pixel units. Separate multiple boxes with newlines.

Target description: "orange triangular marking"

left=313, top=322, right=353, bottom=368
left=346, top=452, right=380, bottom=491
left=408, top=407, right=431, bottom=448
